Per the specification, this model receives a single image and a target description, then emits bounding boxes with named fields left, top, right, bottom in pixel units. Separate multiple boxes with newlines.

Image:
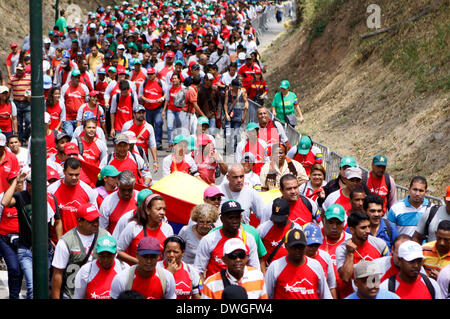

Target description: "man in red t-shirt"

left=110, top=80, right=138, bottom=136
left=0, top=133, right=20, bottom=193
left=380, top=240, right=443, bottom=299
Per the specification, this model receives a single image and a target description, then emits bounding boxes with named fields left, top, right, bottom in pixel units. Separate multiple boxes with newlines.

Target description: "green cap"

left=105, top=33, right=113, bottom=38
left=99, top=165, right=120, bottom=180
left=71, top=69, right=81, bottom=77
left=324, top=204, right=346, bottom=222
left=246, top=122, right=259, bottom=131
left=173, top=134, right=187, bottom=145
left=137, top=189, right=153, bottom=207
left=372, top=154, right=387, bottom=166
left=198, top=116, right=209, bottom=126
left=108, top=66, right=117, bottom=73
left=96, top=235, right=117, bottom=254
left=298, top=136, right=312, bottom=155
left=340, top=156, right=357, bottom=168
left=186, top=135, right=197, bottom=151
left=280, top=80, right=290, bottom=89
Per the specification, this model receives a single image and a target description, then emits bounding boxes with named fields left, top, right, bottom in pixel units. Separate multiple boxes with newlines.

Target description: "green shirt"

left=271, top=91, right=298, bottom=123
left=55, top=17, right=67, bottom=34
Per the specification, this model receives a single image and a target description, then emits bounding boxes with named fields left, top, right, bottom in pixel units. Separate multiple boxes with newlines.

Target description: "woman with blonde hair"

left=178, top=203, right=219, bottom=264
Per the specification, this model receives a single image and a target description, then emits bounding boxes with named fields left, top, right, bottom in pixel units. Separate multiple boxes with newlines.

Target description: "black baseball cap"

left=271, top=198, right=290, bottom=223
left=221, top=200, right=244, bottom=215
left=284, top=229, right=307, bottom=248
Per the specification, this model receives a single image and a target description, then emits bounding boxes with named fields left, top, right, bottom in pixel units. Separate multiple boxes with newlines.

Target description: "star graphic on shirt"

left=271, top=240, right=279, bottom=247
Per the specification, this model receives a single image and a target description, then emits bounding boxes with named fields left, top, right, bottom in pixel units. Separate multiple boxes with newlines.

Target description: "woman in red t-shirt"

left=0, top=87, right=18, bottom=137
left=162, top=73, right=184, bottom=151
left=248, top=70, right=268, bottom=106
left=46, top=87, right=63, bottom=131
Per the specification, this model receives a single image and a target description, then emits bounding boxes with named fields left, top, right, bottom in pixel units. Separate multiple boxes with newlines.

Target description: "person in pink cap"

left=204, top=185, right=224, bottom=209
left=51, top=202, right=109, bottom=299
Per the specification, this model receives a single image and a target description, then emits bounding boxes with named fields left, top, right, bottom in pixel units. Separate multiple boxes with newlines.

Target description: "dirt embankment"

left=262, top=0, right=449, bottom=197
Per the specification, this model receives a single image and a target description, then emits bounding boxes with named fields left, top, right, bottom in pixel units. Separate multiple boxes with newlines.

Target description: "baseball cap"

left=204, top=185, right=224, bottom=199
left=47, top=166, right=59, bottom=181
left=238, top=52, right=246, bottom=60
left=114, top=133, right=130, bottom=145
left=98, top=67, right=106, bottom=74
left=83, top=111, right=96, bottom=121
left=137, top=189, right=153, bottom=207
left=197, top=116, right=210, bottom=126
left=340, top=156, right=357, bottom=168
left=71, top=69, right=81, bottom=77
left=76, top=203, right=101, bottom=221
left=55, top=131, right=70, bottom=142
left=147, top=67, right=156, bottom=74
left=398, top=240, right=424, bottom=261
left=222, top=285, right=248, bottom=299
left=242, top=152, right=255, bottom=164
left=220, top=200, right=244, bottom=215
left=297, top=136, right=312, bottom=155
left=96, top=235, right=117, bottom=254
left=223, top=238, right=247, bottom=257
left=303, top=222, right=323, bottom=245
left=345, top=167, right=362, bottom=180
left=271, top=198, right=290, bottom=223
left=43, top=75, right=52, bottom=89
left=99, top=165, right=120, bottom=179
left=246, top=122, right=259, bottom=131
left=0, top=86, right=9, bottom=94
left=166, top=51, right=175, bottom=58
left=173, top=134, right=187, bottom=145
left=324, top=204, right=346, bottom=222
left=372, top=154, right=387, bottom=166
left=446, top=185, right=450, bottom=201
left=133, top=104, right=146, bottom=113
left=280, top=80, right=290, bottom=89
left=205, top=73, right=214, bottom=81
left=117, top=44, right=126, bottom=50
left=108, top=66, right=117, bottom=73
left=15, top=64, right=25, bottom=70
left=123, top=131, right=137, bottom=144
left=64, top=142, right=79, bottom=155
left=284, top=228, right=307, bottom=247
left=89, top=90, right=99, bottom=97
left=0, top=133, right=7, bottom=147
left=353, top=260, right=382, bottom=279
left=137, top=236, right=161, bottom=255
left=186, top=135, right=197, bottom=151
left=10, top=42, right=18, bottom=48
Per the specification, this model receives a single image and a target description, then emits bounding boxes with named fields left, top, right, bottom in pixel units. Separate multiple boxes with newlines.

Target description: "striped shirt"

left=422, top=241, right=450, bottom=276
left=202, top=266, right=267, bottom=299
left=387, top=196, right=433, bottom=236
left=8, top=73, right=31, bottom=101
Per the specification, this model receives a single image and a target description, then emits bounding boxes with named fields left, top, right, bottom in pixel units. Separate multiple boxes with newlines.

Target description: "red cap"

left=76, top=203, right=101, bottom=221
left=47, top=166, right=59, bottom=181
left=64, top=142, right=79, bottom=155
left=166, top=51, right=175, bottom=58
left=217, top=44, right=224, bottom=50
left=147, top=67, right=156, bottom=74
left=446, top=185, right=450, bottom=201
left=117, top=65, right=126, bottom=74
left=10, top=42, right=18, bottom=48
left=89, top=90, right=99, bottom=97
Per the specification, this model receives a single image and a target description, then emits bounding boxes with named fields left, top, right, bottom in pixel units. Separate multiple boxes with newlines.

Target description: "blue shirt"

left=345, top=289, right=400, bottom=299
left=376, top=218, right=399, bottom=253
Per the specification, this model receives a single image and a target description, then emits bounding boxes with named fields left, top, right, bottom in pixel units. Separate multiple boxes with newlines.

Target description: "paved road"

left=0, top=14, right=291, bottom=299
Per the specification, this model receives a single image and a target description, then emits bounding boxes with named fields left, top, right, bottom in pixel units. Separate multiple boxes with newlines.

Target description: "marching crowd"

left=0, top=0, right=449, bottom=300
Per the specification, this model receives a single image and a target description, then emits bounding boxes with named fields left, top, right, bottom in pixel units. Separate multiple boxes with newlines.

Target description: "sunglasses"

left=208, top=195, right=222, bottom=201
left=226, top=251, right=247, bottom=260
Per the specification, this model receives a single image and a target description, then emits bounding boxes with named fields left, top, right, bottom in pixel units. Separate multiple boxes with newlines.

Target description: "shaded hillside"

left=262, top=0, right=449, bottom=196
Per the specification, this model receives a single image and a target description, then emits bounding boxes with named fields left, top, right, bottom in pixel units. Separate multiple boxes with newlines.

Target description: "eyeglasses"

left=226, top=251, right=247, bottom=260
left=207, top=196, right=222, bottom=201
left=197, top=220, right=213, bottom=226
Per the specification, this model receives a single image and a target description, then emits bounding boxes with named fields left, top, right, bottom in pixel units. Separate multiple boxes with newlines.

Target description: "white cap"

left=353, top=260, right=382, bottom=279
left=117, top=44, right=126, bottom=50
left=345, top=167, right=362, bottom=180
left=123, top=131, right=137, bottom=144
left=222, top=238, right=247, bottom=257
left=398, top=240, right=424, bottom=261
left=0, top=86, right=9, bottom=94
left=238, top=52, right=246, bottom=60
left=0, top=133, right=6, bottom=147
left=44, top=112, right=51, bottom=124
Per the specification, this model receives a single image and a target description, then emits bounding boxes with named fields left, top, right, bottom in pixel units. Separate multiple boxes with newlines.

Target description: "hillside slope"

left=262, top=0, right=449, bottom=196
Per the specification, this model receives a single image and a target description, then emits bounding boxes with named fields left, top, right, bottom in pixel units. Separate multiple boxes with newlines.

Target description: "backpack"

left=423, top=205, right=441, bottom=242
left=114, top=91, right=136, bottom=110
left=388, top=273, right=435, bottom=299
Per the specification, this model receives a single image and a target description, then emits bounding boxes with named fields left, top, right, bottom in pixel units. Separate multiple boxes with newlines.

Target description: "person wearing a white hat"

left=0, top=86, right=18, bottom=138
left=379, top=240, right=443, bottom=299
left=202, top=238, right=267, bottom=299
